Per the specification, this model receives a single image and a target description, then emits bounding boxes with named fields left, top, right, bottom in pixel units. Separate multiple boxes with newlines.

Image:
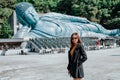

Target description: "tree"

left=0, top=19, right=13, bottom=38
left=56, top=0, right=73, bottom=14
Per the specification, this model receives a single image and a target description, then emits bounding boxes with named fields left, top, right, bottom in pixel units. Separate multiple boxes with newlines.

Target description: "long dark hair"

left=70, top=32, right=82, bottom=48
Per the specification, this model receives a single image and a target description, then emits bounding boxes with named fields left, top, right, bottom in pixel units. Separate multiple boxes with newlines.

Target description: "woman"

left=67, top=32, right=87, bottom=80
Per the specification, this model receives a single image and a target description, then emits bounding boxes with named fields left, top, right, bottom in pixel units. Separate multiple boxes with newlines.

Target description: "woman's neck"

left=70, top=44, right=78, bottom=57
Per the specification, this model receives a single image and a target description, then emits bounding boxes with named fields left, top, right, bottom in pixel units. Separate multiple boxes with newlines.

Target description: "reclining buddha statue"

left=13, top=2, right=120, bottom=38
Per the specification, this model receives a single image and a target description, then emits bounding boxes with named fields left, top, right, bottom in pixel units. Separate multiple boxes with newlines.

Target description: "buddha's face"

left=23, top=7, right=39, bottom=25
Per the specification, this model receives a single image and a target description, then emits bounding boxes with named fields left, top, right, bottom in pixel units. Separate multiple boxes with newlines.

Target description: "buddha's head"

left=15, top=2, right=39, bottom=26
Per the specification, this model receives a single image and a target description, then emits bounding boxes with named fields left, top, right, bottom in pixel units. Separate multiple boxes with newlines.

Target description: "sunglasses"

left=72, top=37, right=78, bottom=40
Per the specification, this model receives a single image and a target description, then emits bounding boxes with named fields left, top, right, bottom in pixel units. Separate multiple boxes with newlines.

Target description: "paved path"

left=0, top=48, right=120, bottom=80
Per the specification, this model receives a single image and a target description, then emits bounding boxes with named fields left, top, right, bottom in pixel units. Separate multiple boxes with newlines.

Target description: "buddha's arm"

left=13, top=26, right=30, bottom=38
left=41, top=12, right=90, bottom=23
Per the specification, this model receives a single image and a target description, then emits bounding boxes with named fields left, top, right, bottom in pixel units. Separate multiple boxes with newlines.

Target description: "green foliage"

left=56, top=0, right=120, bottom=29
left=17, top=0, right=61, bottom=13
left=0, top=8, right=13, bottom=19
left=0, top=0, right=16, bottom=20
left=0, top=19, right=13, bottom=38
left=107, top=18, right=120, bottom=29
left=56, top=0, right=73, bottom=14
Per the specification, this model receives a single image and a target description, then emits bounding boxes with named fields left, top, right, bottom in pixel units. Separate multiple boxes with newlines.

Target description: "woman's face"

left=72, top=35, right=78, bottom=44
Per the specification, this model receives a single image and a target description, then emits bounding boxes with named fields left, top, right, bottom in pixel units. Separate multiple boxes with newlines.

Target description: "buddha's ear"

left=16, top=15, right=30, bottom=27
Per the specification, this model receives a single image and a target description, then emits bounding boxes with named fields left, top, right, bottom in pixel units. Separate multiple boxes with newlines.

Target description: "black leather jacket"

left=67, top=43, right=87, bottom=78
